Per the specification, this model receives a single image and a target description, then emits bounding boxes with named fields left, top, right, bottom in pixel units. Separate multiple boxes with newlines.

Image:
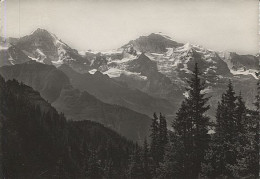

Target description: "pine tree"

left=235, top=92, right=247, bottom=148
left=224, top=80, right=237, bottom=137
left=203, top=81, right=257, bottom=178
left=173, top=100, right=193, bottom=178
left=212, top=81, right=238, bottom=177
left=254, top=77, right=260, bottom=178
left=142, top=138, right=150, bottom=179
left=150, top=112, right=159, bottom=164
left=159, top=113, right=168, bottom=144
left=229, top=92, right=254, bottom=178
left=158, top=113, right=168, bottom=162
left=246, top=110, right=259, bottom=178
left=172, top=63, right=210, bottom=178
left=235, top=92, right=246, bottom=133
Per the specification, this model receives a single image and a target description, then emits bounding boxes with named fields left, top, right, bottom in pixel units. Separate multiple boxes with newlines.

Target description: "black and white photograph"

left=0, top=0, right=259, bottom=178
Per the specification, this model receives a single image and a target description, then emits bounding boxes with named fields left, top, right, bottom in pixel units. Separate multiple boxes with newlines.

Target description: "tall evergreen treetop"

left=173, top=63, right=211, bottom=179
left=150, top=113, right=159, bottom=164
left=186, top=63, right=210, bottom=123
left=218, top=80, right=237, bottom=139
left=159, top=113, right=168, bottom=147
left=224, top=80, right=237, bottom=109
left=235, top=92, right=247, bottom=133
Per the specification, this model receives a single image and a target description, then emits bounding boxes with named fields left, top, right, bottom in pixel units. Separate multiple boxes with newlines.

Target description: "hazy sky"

left=0, top=0, right=259, bottom=54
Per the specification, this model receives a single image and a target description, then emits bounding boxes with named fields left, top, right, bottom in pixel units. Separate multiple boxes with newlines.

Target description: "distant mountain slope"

left=53, top=85, right=151, bottom=142
left=0, top=61, right=70, bottom=102
left=59, top=64, right=174, bottom=116
left=0, top=62, right=152, bottom=142
left=0, top=75, right=136, bottom=178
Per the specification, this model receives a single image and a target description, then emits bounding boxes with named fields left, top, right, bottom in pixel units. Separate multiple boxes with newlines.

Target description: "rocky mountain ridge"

left=0, top=28, right=258, bottom=119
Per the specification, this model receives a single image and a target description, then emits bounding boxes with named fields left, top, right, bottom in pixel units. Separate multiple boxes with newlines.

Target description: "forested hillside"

left=0, top=75, right=137, bottom=178
left=0, top=62, right=152, bottom=143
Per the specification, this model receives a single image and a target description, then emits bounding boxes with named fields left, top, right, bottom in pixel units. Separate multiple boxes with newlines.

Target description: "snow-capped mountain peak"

left=1, top=29, right=259, bottom=81
left=5, top=28, right=91, bottom=71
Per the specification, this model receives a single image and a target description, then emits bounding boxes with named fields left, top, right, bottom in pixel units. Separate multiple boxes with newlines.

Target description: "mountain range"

left=0, top=28, right=259, bottom=139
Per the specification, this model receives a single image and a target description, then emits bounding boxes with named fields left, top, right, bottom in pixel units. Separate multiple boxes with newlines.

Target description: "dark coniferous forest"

left=0, top=75, right=137, bottom=178
left=0, top=62, right=259, bottom=178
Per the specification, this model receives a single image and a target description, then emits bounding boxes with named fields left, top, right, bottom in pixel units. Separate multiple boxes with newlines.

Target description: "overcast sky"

left=0, top=0, right=258, bottom=54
